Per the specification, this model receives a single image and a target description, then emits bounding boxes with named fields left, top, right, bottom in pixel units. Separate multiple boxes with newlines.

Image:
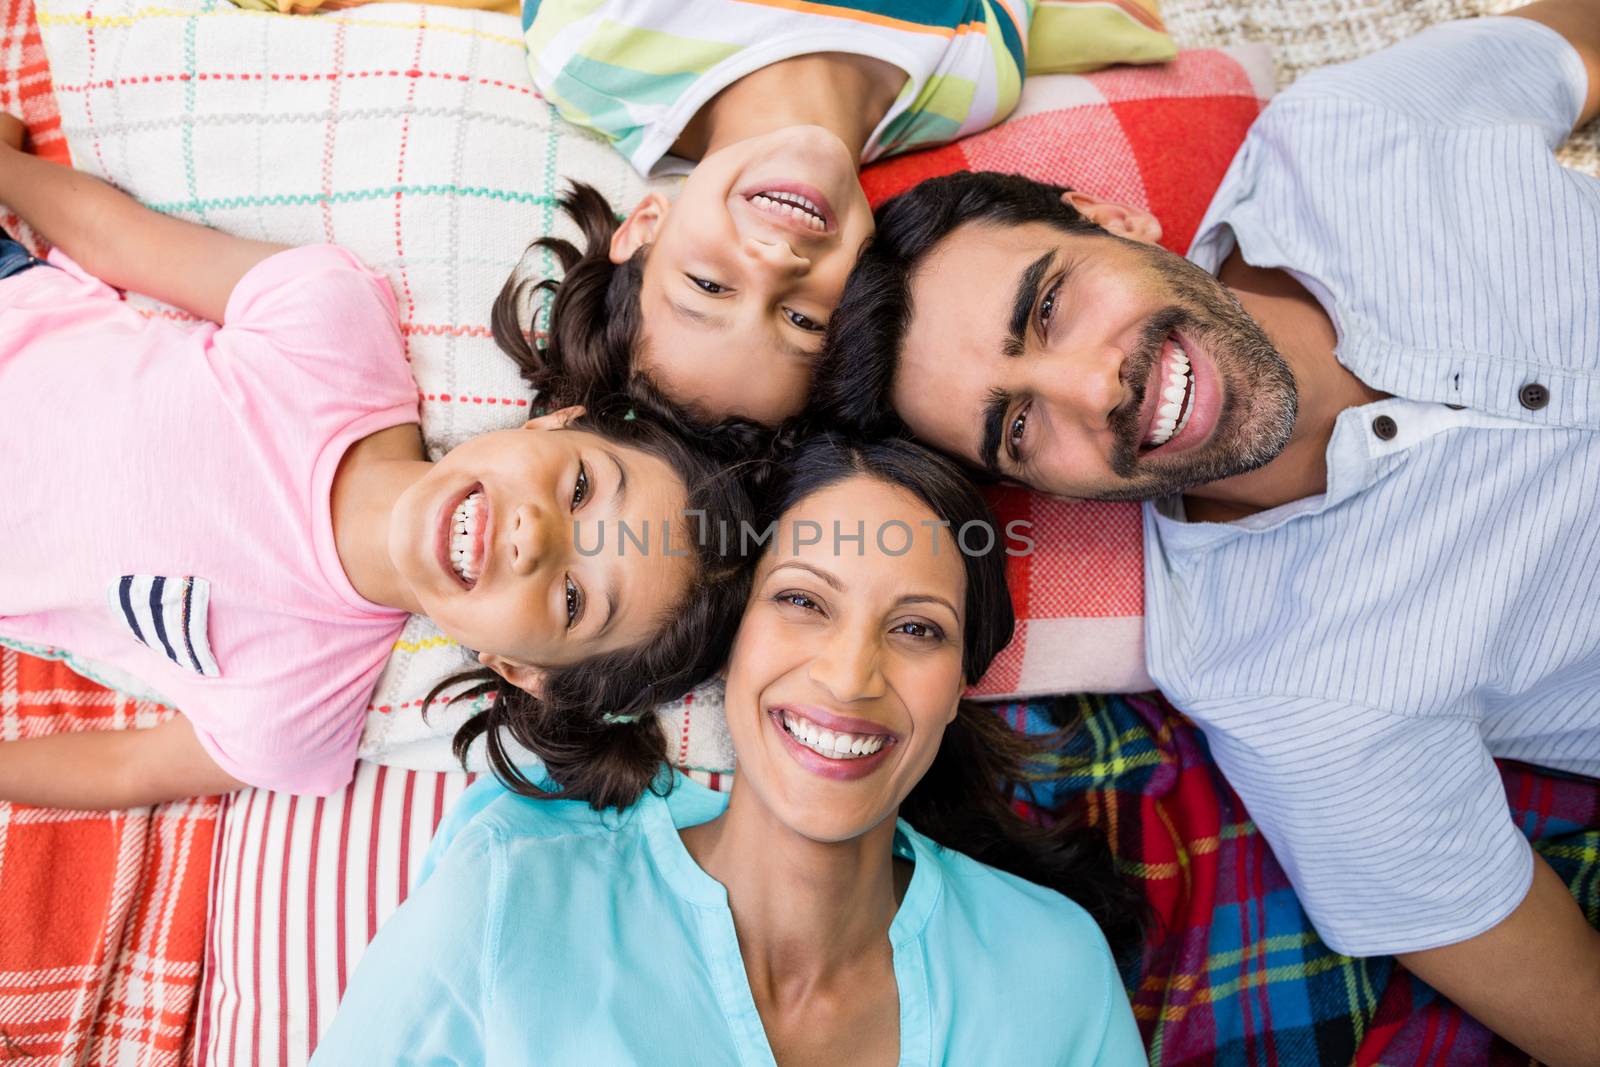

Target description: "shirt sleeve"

left=219, top=244, right=404, bottom=361
left=1087, top=947, right=1143, bottom=1067
left=1280, top=17, right=1588, bottom=148
left=310, top=822, right=501, bottom=1064
left=1194, top=696, right=1535, bottom=958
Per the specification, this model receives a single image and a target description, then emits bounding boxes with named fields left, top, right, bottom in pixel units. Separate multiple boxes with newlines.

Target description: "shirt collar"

left=645, top=771, right=941, bottom=940
left=1150, top=398, right=1527, bottom=543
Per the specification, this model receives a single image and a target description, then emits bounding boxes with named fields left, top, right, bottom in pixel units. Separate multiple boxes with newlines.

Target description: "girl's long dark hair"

left=427, top=393, right=766, bottom=812
left=495, top=180, right=777, bottom=458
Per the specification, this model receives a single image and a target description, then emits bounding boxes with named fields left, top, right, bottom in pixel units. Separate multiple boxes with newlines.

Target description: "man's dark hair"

left=810, top=171, right=1104, bottom=437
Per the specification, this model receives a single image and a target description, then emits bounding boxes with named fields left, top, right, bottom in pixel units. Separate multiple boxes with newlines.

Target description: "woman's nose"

left=806, top=629, right=887, bottom=704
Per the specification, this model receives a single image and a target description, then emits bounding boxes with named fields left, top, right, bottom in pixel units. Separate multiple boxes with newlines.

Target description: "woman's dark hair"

left=767, top=436, right=1144, bottom=954
left=428, top=391, right=767, bottom=812
left=494, top=180, right=777, bottom=459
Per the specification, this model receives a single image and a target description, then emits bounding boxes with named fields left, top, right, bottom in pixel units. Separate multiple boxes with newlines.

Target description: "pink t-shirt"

left=0, top=245, right=419, bottom=795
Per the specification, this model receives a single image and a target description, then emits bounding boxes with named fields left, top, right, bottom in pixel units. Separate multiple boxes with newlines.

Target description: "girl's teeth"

left=752, top=192, right=827, bottom=231
left=449, top=490, right=484, bottom=582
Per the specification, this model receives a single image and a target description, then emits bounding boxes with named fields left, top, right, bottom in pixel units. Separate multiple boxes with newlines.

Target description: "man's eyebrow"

left=769, top=560, right=844, bottom=591
left=979, top=387, right=1011, bottom=475
left=1005, top=250, right=1055, bottom=359
left=669, top=299, right=728, bottom=332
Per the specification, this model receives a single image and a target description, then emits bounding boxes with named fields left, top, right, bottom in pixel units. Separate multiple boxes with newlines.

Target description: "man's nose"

left=1039, top=342, right=1129, bottom=430
left=742, top=235, right=810, bottom=280
left=507, top=501, right=555, bottom=577
left=805, top=627, right=887, bottom=704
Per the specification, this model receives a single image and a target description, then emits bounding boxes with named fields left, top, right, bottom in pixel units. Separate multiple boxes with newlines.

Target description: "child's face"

left=613, top=125, right=875, bottom=426
left=389, top=414, right=695, bottom=688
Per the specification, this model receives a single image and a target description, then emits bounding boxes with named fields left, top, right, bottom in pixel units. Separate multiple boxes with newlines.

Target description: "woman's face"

left=388, top=410, right=695, bottom=691
left=722, top=473, right=969, bottom=843
left=612, top=125, right=875, bottom=426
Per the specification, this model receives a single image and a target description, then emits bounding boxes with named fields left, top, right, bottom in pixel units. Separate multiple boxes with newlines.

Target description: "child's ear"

left=524, top=405, right=585, bottom=431
left=609, top=193, right=670, bottom=264
left=478, top=651, right=548, bottom=699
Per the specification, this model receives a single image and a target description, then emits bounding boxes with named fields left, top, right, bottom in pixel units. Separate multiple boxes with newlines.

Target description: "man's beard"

left=1090, top=244, right=1297, bottom=502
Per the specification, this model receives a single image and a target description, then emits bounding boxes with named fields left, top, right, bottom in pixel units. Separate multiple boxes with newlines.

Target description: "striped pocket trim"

left=107, top=575, right=221, bottom=678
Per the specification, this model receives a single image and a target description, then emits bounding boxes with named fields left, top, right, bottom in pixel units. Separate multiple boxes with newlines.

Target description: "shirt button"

left=1518, top=383, right=1549, bottom=410
left=1371, top=415, right=1398, bottom=440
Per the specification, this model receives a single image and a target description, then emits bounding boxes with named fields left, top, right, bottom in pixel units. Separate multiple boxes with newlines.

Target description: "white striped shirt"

left=1144, top=17, right=1598, bottom=957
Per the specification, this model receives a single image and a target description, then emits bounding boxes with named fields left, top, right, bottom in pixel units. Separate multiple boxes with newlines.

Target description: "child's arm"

left=0, top=113, right=289, bottom=324
left=0, top=716, right=246, bottom=810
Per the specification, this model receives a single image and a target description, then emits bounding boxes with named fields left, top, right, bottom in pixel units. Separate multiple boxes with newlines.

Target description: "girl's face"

left=612, top=125, right=875, bottom=426
left=389, top=411, right=694, bottom=690
left=722, top=473, right=968, bottom=843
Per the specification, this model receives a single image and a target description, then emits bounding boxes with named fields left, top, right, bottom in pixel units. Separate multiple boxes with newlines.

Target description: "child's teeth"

left=449, top=490, right=484, bottom=582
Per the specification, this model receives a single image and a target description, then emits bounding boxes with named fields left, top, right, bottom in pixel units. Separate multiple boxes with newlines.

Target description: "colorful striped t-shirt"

left=523, top=0, right=1036, bottom=176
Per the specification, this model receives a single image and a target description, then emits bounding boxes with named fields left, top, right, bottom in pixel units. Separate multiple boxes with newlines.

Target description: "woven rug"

left=1161, top=0, right=1598, bottom=174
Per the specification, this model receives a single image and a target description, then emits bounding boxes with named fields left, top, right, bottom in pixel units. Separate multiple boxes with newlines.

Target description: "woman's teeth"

left=1147, top=344, right=1194, bottom=448
left=751, top=190, right=827, bottom=231
left=449, top=489, right=484, bottom=583
left=780, top=710, right=888, bottom=760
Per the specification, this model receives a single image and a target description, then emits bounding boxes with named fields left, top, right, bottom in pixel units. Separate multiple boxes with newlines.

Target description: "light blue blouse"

left=313, top=772, right=1144, bottom=1065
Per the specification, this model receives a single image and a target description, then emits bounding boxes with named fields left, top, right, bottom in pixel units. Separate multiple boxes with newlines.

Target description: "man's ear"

left=609, top=192, right=670, bottom=264
left=524, top=404, right=585, bottom=431
left=1061, top=190, right=1163, bottom=246
left=479, top=651, right=548, bottom=699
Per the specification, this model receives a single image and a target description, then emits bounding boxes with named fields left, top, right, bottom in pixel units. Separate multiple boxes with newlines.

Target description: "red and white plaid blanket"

left=0, top=646, right=217, bottom=1066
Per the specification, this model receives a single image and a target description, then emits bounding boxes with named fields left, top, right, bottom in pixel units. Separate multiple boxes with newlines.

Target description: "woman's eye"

left=784, top=307, right=825, bottom=333
left=1038, top=277, right=1063, bottom=331
left=893, top=621, right=943, bottom=641
left=775, top=591, right=820, bottom=612
left=571, top=462, right=590, bottom=510
left=1008, top=404, right=1030, bottom=448
left=564, top=575, right=584, bottom=629
left=689, top=275, right=727, bottom=294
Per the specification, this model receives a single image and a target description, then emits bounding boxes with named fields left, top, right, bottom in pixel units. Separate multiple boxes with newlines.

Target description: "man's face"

left=893, top=217, right=1297, bottom=500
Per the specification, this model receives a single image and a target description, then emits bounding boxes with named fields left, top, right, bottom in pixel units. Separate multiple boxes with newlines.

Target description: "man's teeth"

left=779, top=710, right=888, bottom=760
left=449, top=490, right=484, bottom=583
left=751, top=190, right=827, bottom=231
left=1146, top=345, right=1194, bottom=448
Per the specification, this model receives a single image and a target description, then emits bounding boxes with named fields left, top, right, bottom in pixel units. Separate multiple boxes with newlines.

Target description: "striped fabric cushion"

left=196, top=765, right=476, bottom=1065
left=199, top=763, right=730, bottom=1064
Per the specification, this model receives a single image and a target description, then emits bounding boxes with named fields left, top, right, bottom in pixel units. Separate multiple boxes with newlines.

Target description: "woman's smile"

left=767, top=703, right=900, bottom=781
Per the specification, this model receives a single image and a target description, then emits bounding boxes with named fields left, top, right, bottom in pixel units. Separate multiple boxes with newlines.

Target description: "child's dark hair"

left=427, top=393, right=765, bottom=811
left=494, top=180, right=775, bottom=458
